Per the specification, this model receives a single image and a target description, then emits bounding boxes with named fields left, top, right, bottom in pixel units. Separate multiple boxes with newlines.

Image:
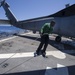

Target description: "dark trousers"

left=36, top=34, right=49, bottom=53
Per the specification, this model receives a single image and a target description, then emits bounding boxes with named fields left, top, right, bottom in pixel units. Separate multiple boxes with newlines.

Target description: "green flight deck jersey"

left=41, top=23, right=53, bottom=35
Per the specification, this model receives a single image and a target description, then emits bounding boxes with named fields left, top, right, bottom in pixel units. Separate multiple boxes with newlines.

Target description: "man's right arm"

left=40, top=25, right=45, bottom=36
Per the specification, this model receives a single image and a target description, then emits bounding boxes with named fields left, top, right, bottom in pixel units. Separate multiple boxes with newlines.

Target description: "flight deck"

left=0, top=32, right=75, bottom=75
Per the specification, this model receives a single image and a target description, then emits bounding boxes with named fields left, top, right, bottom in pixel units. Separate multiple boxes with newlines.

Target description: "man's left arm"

left=49, top=27, right=53, bottom=34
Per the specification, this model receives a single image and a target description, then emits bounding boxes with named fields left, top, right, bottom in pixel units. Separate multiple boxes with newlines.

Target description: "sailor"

left=34, top=20, right=55, bottom=57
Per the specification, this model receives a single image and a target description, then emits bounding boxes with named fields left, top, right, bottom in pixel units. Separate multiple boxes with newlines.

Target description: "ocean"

left=0, top=25, right=26, bottom=39
left=0, top=25, right=25, bottom=33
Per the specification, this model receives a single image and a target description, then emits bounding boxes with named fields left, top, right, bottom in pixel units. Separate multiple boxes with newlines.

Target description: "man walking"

left=34, top=20, right=55, bottom=57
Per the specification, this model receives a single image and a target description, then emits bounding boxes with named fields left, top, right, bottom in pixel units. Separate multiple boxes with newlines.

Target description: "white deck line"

left=0, top=51, right=66, bottom=59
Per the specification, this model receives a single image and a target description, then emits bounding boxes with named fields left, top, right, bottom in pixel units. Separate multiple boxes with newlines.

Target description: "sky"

left=0, top=0, right=75, bottom=21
